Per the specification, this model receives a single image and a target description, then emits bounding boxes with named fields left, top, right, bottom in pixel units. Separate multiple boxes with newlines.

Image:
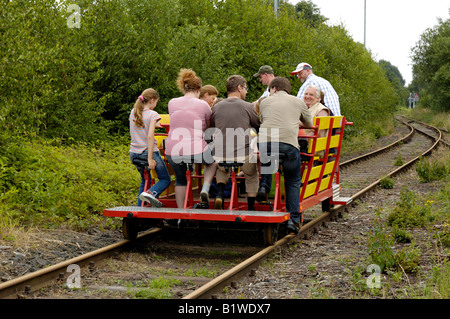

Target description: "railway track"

left=183, top=116, right=444, bottom=299
left=0, top=116, right=445, bottom=300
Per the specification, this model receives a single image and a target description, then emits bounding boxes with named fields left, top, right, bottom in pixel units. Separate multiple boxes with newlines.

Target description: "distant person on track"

left=210, top=75, right=260, bottom=210
left=200, top=85, right=219, bottom=108
left=129, top=88, right=171, bottom=207
left=165, top=69, right=218, bottom=208
left=291, top=62, right=341, bottom=116
left=257, top=77, right=313, bottom=234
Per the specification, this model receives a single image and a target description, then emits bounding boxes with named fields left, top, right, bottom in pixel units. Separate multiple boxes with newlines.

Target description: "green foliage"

left=387, top=189, right=436, bottom=228
left=378, top=59, right=409, bottom=106
left=127, top=276, right=181, bottom=299
left=1, top=0, right=400, bottom=142
left=379, top=60, right=406, bottom=87
left=368, top=211, right=421, bottom=273
left=0, top=0, right=107, bottom=142
left=0, top=136, right=138, bottom=229
left=379, top=176, right=394, bottom=189
left=424, top=260, right=450, bottom=298
left=415, top=155, right=449, bottom=183
left=394, top=244, right=421, bottom=273
left=293, top=0, right=328, bottom=27
left=367, top=214, right=396, bottom=272
left=392, top=227, right=413, bottom=243
left=434, top=182, right=450, bottom=247
left=394, top=154, right=404, bottom=166
left=410, top=17, right=450, bottom=112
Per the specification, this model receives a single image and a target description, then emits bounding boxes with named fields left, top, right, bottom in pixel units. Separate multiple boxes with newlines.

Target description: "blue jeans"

left=130, top=150, right=171, bottom=206
left=258, top=142, right=302, bottom=224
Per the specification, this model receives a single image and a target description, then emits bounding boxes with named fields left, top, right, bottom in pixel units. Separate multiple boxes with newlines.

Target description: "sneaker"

left=286, top=220, right=300, bottom=235
left=256, top=186, right=268, bottom=203
left=214, top=193, right=224, bottom=210
left=139, top=191, right=162, bottom=208
left=200, top=190, right=209, bottom=204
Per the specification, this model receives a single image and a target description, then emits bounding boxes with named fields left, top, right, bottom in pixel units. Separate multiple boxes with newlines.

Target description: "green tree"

left=86, top=0, right=183, bottom=133
left=378, top=59, right=408, bottom=105
left=379, top=60, right=405, bottom=87
left=294, top=0, right=328, bottom=27
left=0, top=0, right=105, bottom=142
left=411, top=16, right=450, bottom=111
left=0, top=0, right=400, bottom=142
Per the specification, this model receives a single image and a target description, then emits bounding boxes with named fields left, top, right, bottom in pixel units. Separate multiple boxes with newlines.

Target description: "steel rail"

left=347, top=119, right=441, bottom=202
left=0, top=228, right=161, bottom=299
left=397, top=115, right=447, bottom=148
left=183, top=117, right=443, bottom=299
left=340, top=119, right=414, bottom=167
left=183, top=206, right=344, bottom=299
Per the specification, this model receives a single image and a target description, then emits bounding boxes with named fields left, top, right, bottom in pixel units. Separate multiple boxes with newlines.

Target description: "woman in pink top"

left=166, top=69, right=218, bottom=208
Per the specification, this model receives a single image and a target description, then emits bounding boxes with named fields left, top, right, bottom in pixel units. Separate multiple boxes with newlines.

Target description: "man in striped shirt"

left=291, top=62, right=341, bottom=116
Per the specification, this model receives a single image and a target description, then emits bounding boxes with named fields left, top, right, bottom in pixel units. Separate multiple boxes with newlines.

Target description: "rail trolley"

left=103, top=115, right=353, bottom=244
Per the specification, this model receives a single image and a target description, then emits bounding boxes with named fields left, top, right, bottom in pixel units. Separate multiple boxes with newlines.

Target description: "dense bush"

left=0, top=136, right=138, bottom=229
left=416, top=155, right=449, bottom=183
left=1, top=0, right=399, bottom=140
left=387, top=189, right=437, bottom=228
left=0, top=0, right=107, bottom=141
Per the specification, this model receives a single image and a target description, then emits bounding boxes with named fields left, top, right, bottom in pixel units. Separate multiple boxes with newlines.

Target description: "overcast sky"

left=287, top=0, right=449, bottom=86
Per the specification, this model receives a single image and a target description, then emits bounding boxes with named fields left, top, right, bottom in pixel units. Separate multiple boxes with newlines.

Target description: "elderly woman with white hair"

left=298, top=85, right=332, bottom=158
left=302, top=85, right=330, bottom=137
left=303, top=85, right=330, bottom=116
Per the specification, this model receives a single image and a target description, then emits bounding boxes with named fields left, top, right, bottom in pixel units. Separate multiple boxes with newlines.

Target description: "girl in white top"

left=129, top=88, right=171, bottom=207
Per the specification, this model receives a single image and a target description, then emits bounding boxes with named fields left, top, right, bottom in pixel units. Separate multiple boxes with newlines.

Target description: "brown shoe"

left=214, top=193, right=224, bottom=209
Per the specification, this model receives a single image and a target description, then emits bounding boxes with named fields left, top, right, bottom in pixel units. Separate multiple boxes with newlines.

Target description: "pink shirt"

left=165, top=96, right=211, bottom=156
left=129, top=108, right=161, bottom=153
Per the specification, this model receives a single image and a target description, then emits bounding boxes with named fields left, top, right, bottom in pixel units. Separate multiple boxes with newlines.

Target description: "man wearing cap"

left=291, top=62, right=341, bottom=116
left=253, top=65, right=275, bottom=100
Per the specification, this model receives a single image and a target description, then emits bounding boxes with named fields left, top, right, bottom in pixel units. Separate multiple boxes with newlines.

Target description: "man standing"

left=257, top=77, right=313, bottom=234
left=253, top=65, right=275, bottom=100
left=291, top=62, right=341, bottom=116
left=210, top=75, right=260, bottom=210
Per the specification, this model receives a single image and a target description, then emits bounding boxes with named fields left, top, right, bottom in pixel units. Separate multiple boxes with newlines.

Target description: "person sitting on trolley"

left=129, top=88, right=171, bottom=207
left=299, top=84, right=331, bottom=158
left=210, top=75, right=260, bottom=210
left=165, top=68, right=218, bottom=208
left=257, top=77, right=313, bottom=234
